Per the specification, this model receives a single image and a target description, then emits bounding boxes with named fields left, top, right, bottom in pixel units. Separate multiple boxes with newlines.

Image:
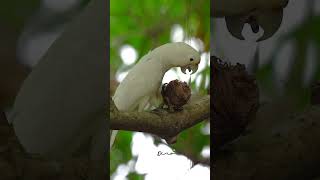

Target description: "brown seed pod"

left=211, top=56, right=259, bottom=150
left=161, top=79, right=191, bottom=112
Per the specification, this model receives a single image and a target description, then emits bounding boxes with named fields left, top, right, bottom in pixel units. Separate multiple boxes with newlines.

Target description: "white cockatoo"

left=8, top=0, right=107, bottom=161
left=110, top=42, right=201, bottom=148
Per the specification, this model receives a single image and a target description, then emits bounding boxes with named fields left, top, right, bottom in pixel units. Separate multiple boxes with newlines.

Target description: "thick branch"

left=110, top=95, right=210, bottom=139
left=214, top=104, right=320, bottom=180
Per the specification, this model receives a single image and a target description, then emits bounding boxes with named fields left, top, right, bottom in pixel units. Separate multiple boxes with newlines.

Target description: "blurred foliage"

left=110, top=131, right=133, bottom=172
left=0, top=1, right=41, bottom=60
left=0, top=0, right=90, bottom=59
left=28, top=0, right=90, bottom=34
left=110, top=0, right=210, bottom=73
left=0, top=1, right=41, bottom=31
left=110, top=0, right=210, bottom=178
left=171, top=122, right=210, bottom=158
left=254, top=4, right=320, bottom=111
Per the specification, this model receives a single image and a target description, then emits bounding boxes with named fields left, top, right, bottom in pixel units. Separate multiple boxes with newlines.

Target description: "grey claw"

left=225, top=15, right=246, bottom=40
left=256, top=9, right=283, bottom=42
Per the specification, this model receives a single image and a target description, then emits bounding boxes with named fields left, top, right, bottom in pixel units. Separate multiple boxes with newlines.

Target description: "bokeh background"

left=1, top=0, right=90, bottom=69
left=212, top=1, right=320, bottom=178
left=110, top=0, right=210, bottom=179
left=212, top=0, right=320, bottom=112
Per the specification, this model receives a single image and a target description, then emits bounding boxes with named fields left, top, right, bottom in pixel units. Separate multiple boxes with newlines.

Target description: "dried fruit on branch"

left=211, top=56, right=259, bottom=150
left=161, top=79, right=191, bottom=112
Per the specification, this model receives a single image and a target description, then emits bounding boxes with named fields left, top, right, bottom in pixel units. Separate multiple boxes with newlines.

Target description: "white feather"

left=110, top=42, right=201, bottom=148
left=8, top=0, right=107, bottom=160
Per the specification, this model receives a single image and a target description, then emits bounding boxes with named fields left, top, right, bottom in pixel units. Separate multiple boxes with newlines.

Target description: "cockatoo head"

left=159, top=42, right=201, bottom=74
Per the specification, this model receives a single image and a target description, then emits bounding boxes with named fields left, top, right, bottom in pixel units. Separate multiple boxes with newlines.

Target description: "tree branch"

left=110, top=95, right=210, bottom=140
left=214, top=104, right=320, bottom=180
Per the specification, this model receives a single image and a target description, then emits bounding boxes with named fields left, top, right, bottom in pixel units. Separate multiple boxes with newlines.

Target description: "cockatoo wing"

left=8, top=0, right=107, bottom=159
left=112, top=58, right=163, bottom=111
left=110, top=56, right=162, bottom=149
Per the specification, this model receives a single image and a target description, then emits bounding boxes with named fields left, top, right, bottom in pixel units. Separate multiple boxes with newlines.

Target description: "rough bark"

left=0, top=95, right=209, bottom=180
left=214, top=104, right=320, bottom=180
left=110, top=95, right=210, bottom=141
left=0, top=112, right=109, bottom=180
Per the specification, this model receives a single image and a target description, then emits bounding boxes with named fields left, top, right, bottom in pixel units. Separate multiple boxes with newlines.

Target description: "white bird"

left=8, top=0, right=107, bottom=161
left=111, top=42, right=201, bottom=148
left=213, top=0, right=288, bottom=41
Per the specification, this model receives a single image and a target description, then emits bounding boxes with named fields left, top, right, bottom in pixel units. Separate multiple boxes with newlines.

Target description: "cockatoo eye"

left=190, top=58, right=194, bottom=62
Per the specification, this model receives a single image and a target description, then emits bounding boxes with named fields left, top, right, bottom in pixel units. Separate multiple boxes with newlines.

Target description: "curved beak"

left=225, top=9, right=284, bottom=42
left=181, top=64, right=199, bottom=74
